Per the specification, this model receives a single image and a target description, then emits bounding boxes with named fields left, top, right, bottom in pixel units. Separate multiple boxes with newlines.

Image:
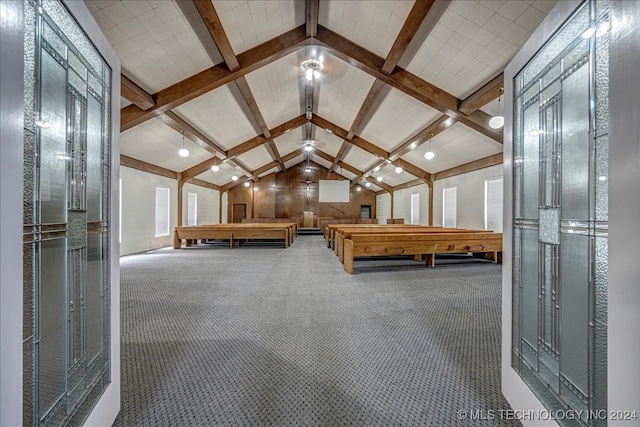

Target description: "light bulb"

left=304, top=144, right=314, bottom=152
left=178, top=148, right=189, bottom=157
left=488, top=115, right=504, bottom=129
left=305, top=167, right=311, bottom=173
left=244, top=181, right=250, bottom=187
left=394, top=167, right=402, bottom=174
left=365, top=182, right=371, bottom=187
left=424, top=151, right=435, bottom=160
left=231, top=175, right=238, bottom=181
left=376, top=176, right=383, bottom=182
left=253, top=187, right=258, bottom=191
left=356, top=186, right=362, bottom=192
left=313, top=70, right=320, bottom=79
left=211, top=164, right=220, bottom=172
left=305, top=68, right=313, bottom=81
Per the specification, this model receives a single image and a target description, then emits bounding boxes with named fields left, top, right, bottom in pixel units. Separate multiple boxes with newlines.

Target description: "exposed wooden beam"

left=459, top=72, right=504, bottom=115
left=193, top=0, right=240, bottom=71
left=225, top=158, right=254, bottom=179
left=227, top=115, right=306, bottom=159
left=381, top=0, right=435, bottom=75
left=393, top=178, right=425, bottom=192
left=181, top=158, right=222, bottom=182
left=362, top=159, right=387, bottom=177
left=365, top=176, right=393, bottom=193
left=314, top=26, right=503, bottom=143
left=388, top=115, right=453, bottom=161
left=265, top=140, right=286, bottom=171
left=350, top=136, right=389, bottom=160
left=120, top=155, right=177, bottom=180
left=221, top=177, right=252, bottom=193
left=281, top=147, right=305, bottom=163
left=309, top=115, right=348, bottom=139
left=121, top=25, right=310, bottom=131
left=253, top=160, right=279, bottom=177
left=157, top=111, right=227, bottom=156
left=306, top=0, right=319, bottom=37
left=314, top=149, right=363, bottom=178
left=432, top=153, right=503, bottom=181
left=393, top=158, right=431, bottom=182
left=189, top=178, right=221, bottom=191
left=346, top=79, right=387, bottom=140
left=121, top=75, right=155, bottom=110
left=328, top=142, right=352, bottom=173
left=234, top=76, right=271, bottom=138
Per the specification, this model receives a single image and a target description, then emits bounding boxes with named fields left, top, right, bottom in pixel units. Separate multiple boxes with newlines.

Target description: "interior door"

left=232, top=204, right=247, bottom=223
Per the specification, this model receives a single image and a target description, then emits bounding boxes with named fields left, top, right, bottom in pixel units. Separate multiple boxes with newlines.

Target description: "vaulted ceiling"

left=86, top=0, right=557, bottom=193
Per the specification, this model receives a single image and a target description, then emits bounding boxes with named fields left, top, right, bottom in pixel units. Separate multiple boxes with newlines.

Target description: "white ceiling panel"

left=244, top=50, right=304, bottom=129
left=173, top=84, right=259, bottom=151
left=214, top=0, right=305, bottom=55
left=404, top=0, right=555, bottom=99
left=273, top=127, right=306, bottom=157
left=339, top=169, right=357, bottom=181
left=284, top=154, right=305, bottom=170
left=401, top=122, right=503, bottom=173
left=235, top=145, right=272, bottom=171
left=312, top=125, right=344, bottom=158
left=87, top=0, right=221, bottom=93
left=315, top=53, right=377, bottom=131
left=357, top=180, right=381, bottom=192
left=311, top=156, right=332, bottom=171
left=375, top=163, right=415, bottom=186
left=120, top=118, right=213, bottom=172
left=359, top=87, right=441, bottom=152
left=342, top=145, right=379, bottom=171
left=319, top=0, right=415, bottom=58
left=196, top=162, right=241, bottom=186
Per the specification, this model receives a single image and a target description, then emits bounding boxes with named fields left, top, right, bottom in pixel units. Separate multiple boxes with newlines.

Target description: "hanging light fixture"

left=300, top=58, right=324, bottom=81
left=394, top=166, right=403, bottom=174
left=488, top=87, right=505, bottom=130
left=211, top=152, right=220, bottom=172
left=365, top=182, right=371, bottom=187
left=376, top=176, right=384, bottom=182
left=178, top=129, right=189, bottom=157
left=424, top=133, right=435, bottom=160
left=231, top=164, right=238, bottom=181
left=244, top=181, right=250, bottom=187
left=304, top=143, right=314, bottom=152
left=356, top=186, right=362, bottom=192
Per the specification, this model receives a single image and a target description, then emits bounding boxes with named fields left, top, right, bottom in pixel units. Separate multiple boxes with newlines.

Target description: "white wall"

left=182, top=183, right=220, bottom=225
left=120, top=166, right=177, bottom=255
left=393, top=184, right=430, bottom=225
left=376, top=192, right=391, bottom=224
left=433, top=165, right=503, bottom=229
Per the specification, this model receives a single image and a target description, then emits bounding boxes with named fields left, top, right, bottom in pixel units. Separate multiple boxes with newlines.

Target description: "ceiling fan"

left=299, top=120, right=325, bottom=151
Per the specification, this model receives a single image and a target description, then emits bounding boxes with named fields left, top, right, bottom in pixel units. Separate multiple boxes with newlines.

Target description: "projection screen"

left=318, top=180, right=350, bottom=203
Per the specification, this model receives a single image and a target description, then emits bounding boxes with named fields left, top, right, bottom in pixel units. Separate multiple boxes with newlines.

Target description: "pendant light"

left=211, top=152, right=219, bottom=172
left=424, top=133, right=435, bottom=160
left=394, top=166, right=403, bottom=174
left=488, top=87, right=504, bottom=130
left=231, top=164, right=238, bottom=181
left=178, top=130, right=189, bottom=157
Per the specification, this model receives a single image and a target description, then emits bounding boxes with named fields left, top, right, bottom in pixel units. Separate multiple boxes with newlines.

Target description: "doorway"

left=360, top=205, right=372, bottom=219
left=232, top=204, right=247, bottom=223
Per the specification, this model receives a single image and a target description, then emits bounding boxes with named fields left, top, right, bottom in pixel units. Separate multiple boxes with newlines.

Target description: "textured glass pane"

left=595, top=236, right=608, bottom=324
left=24, top=243, right=36, bottom=340
left=39, top=51, right=68, bottom=224
left=69, top=93, right=87, bottom=210
left=68, top=210, right=87, bottom=250
left=43, top=21, right=67, bottom=60
left=523, top=3, right=589, bottom=86
left=561, top=39, right=589, bottom=73
left=540, top=62, right=560, bottom=90
left=42, top=0, right=103, bottom=77
left=512, top=227, right=521, bottom=359
left=561, top=64, right=590, bottom=220
left=24, top=131, right=37, bottom=225
left=541, top=80, right=560, bottom=105
left=521, top=229, right=539, bottom=353
left=39, top=238, right=67, bottom=418
left=539, top=208, right=560, bottom=244
left=86, top=233, right=103, bottom=363
left=559, top=233, right=589, bottom=395
left=69, top=69, right=87, bottom=95
left=522, top=105, right=539, bottom=219
left=68, top=50, right=87, bottom=80
left=87, top=94, right=103, bottom=222
left=67, top=248, right=85, bottom=372
left=24, top=2, right=37, bottom=132
left=595, top=134, right=608, bottom=221
left=88, top=72, right=102, bottom=96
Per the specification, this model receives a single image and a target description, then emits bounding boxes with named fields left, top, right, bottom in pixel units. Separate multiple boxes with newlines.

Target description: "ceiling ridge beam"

left=121, top=25, right=310, bottom=132
left=157, top=111, right=227, bottom=156
left=120, top=155, right=177, bottom=180
left=459, top=72, right=504, bottom=115
left=193, top=0, right=240, bottom=71
left=432, top=153, right=503, bottom=181
left=306, top=0, right=319, bottom=37
left=381, top=0, right=436, bottom=75
left=121, top=75, right=155, bottom=110
left=313, top=26, right=503, bottom=143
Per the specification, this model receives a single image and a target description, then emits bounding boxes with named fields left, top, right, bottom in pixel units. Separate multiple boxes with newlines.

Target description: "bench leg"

left=173, top=231, right=181, bottom=249
left=229, top=233, right=234, bottom=248
left=496, top=251, right=503, bottom=264
left=414, top=254, right=422, bottom=262
left=344, top=239, right=354, bottom=274
left=425, top=254, right=435, bottom=268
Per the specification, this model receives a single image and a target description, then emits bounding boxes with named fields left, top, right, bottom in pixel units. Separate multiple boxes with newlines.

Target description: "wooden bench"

left=242, top=218, right=299, bottom=235
left=174, top=223, right=296, bottom=249
left=342, top=232, right=503, bottom=274
left=324, top=224, right=424, bottom=249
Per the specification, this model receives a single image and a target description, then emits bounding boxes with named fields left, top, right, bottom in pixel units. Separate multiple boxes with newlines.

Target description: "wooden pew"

left=324, top=223, right=424, bottom=249
left=174, top=223, right=296, bottom=249
left=242, top=218, right=299, bottom=235
left=342, top=232, right=503, bottom=274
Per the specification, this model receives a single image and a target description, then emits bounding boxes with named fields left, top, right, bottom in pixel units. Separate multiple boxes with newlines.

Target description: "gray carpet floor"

left=115, top=235, right=520, bottom=426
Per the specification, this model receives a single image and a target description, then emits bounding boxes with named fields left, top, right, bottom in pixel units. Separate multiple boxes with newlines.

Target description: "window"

left=410, top=193, right=420, bottom=224
left=155, top=187, right=170, bottom=237
left=485, top=178, right=503, bottom=232
left=187, top=192, right=197, bottom=226
left=443, top=186, right=457, bottom=228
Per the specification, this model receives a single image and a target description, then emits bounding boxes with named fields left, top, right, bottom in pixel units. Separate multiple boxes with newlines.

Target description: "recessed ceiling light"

left=231, top=175, right=238, bottom=181
left=394, top=167, right=402, bottom=174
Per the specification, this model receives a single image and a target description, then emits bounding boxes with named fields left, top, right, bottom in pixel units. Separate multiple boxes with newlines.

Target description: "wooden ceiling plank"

left=120, top=155, right=177, bottom=180
left=193, top=0, right=240, bottom=71
left=433, top=153, right=503, bottom=181
left=346, top=79, right=387, bottom=140
left=121, top=25, right=310, bottom=131
left=157, top=111, right=227, bottom=156
left=459, top=72, right=504, bottom=115
left=328, top=142, right=352, bottom=172
left=235, top=76, right=272, bottom=138
left=189, top=177, right=221, bottom=191
left=362, top=159, right=387, bottom=177
left=121, top=75, right=155, bottom=110
left=306, top=0, right=319, bottom=37
left=381, top=0, right=436, bottom=75
left=388, top=115, right=452, bottom=161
